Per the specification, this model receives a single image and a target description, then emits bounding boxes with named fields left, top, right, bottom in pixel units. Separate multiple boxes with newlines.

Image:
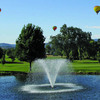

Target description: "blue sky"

left=0, top=0, right=100, bottom=44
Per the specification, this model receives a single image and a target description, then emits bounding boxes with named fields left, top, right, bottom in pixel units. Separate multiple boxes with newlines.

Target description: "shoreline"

left=0, top=71, right=100, bottom=76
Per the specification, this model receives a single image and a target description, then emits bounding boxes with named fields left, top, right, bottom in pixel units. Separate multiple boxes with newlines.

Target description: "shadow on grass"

left=81, top=62, right=99, bottom=64
left=73, top=61, right=99, bottom=64
left=0, top=71, right=28, bottom=76
left=0, top=61, right=24, bottom=64
left=1, top=70, right=100, bottom=76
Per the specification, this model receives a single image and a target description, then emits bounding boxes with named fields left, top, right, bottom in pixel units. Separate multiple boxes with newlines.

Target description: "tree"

left=6, top=48, right=15, bottom=62
left=15, top=24, right=46, bottom=71
left=60, top=25, right=92, bottom=60
left=45, top=44, right=51, bottom=54
left=0, top=48, right=3, bottom=59
left=87, top=40, right=97, bottom=59
left=50, top=34, right=64, bottom=56
left=1, top=54, right=5, bottom=65
left=1, top=49, right=6, bottom=65
left=50, top=24, right=92, bottom=60
left=97, top=39, right=100, bottom=62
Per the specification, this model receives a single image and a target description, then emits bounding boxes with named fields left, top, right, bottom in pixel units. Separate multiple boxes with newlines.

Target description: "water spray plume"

left=32, top=59, right=70, bottom=88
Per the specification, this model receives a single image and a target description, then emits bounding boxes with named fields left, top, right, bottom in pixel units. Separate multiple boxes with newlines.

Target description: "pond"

left=0, top=74, right=100, bottom=100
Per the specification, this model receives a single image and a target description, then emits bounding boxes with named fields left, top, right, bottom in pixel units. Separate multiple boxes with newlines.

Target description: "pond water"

left=0, top=74, right=100, bottom=100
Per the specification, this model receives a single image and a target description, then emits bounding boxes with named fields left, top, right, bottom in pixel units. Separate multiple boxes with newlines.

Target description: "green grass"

left=0, top=55, right=100, bottom=74
left=46, top=55, right=66, bottom=59
left=0, top=56, right=30, bottom=73
left=0, top=62, right=29, bottom=72
left=72, top=60, right=100, bottom=73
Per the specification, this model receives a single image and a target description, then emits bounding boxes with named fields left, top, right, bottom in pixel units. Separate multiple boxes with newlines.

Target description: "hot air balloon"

left=0, top=8, right=1, bottom=12
left=94, top=6, right=100, bottom=14
left=53, top=26, right=57, bottom=31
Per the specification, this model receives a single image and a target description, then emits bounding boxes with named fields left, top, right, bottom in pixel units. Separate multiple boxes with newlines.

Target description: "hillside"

left=0, top=39, right=98, bottom=49
left=0, top=43, right=16, bottom=49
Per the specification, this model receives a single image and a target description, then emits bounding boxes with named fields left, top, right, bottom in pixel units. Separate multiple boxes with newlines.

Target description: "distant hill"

left=93, top=39, right=98, bottom=41
left=0, top=39, right=98, bottom=49
left=0, top=43, right=16, bottom=49
left=0, top=43, right=48, bottom=49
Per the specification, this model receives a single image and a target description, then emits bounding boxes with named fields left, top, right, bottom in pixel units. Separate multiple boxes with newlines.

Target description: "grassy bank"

left=72, top=60, right=100, bottom=74
left=0, top=56, right=100, bottom=75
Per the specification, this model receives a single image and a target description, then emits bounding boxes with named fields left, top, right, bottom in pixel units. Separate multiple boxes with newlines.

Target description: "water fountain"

left=0, top=59, right=99, bottom=99
left=21, top=59, right=83, bottom=93
left=35, top=59, right=67, bottom=88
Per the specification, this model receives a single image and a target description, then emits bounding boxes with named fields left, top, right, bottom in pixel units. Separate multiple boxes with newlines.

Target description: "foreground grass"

left=0, top=56, right=100, bottom=74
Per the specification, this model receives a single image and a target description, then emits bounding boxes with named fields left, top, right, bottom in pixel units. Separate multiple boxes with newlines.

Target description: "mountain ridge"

left=0, top=39, right=99, bottom=49
left=0, top=43, right=16, bottom=49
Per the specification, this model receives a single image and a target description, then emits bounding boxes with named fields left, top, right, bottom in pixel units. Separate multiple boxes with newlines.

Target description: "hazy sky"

left=0, top=0, right=100, bottom=44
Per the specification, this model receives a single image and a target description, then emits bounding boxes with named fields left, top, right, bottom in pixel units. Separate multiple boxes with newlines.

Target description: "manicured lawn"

left=0, top=56, right=30, bottom=73
left=72, top=60, right=100, bottom=73
left=0, top=62, right=29, bottom=72
left=0, top=55, right=100, bottom=74
left=46, top=55, right=66, bottom=59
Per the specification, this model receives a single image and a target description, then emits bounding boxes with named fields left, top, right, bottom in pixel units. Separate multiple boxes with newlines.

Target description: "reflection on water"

left=15, top=74, right=27, bottom=82
left=0, top=74, right=100, bottom=100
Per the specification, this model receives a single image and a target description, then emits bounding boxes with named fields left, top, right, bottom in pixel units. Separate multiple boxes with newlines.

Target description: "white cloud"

left=92, top=34, right=100, bottom=39
left=85, top=26, right=100, bottom=29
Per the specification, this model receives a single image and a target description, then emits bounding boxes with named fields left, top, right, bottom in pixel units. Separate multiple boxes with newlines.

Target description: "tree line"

left=46, top=24, right=100, bottom=62
left=0, top=23, right=100, bottom=71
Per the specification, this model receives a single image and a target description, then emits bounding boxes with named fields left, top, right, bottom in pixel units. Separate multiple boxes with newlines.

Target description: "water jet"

left=21, top=59, right=83, bottom=93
